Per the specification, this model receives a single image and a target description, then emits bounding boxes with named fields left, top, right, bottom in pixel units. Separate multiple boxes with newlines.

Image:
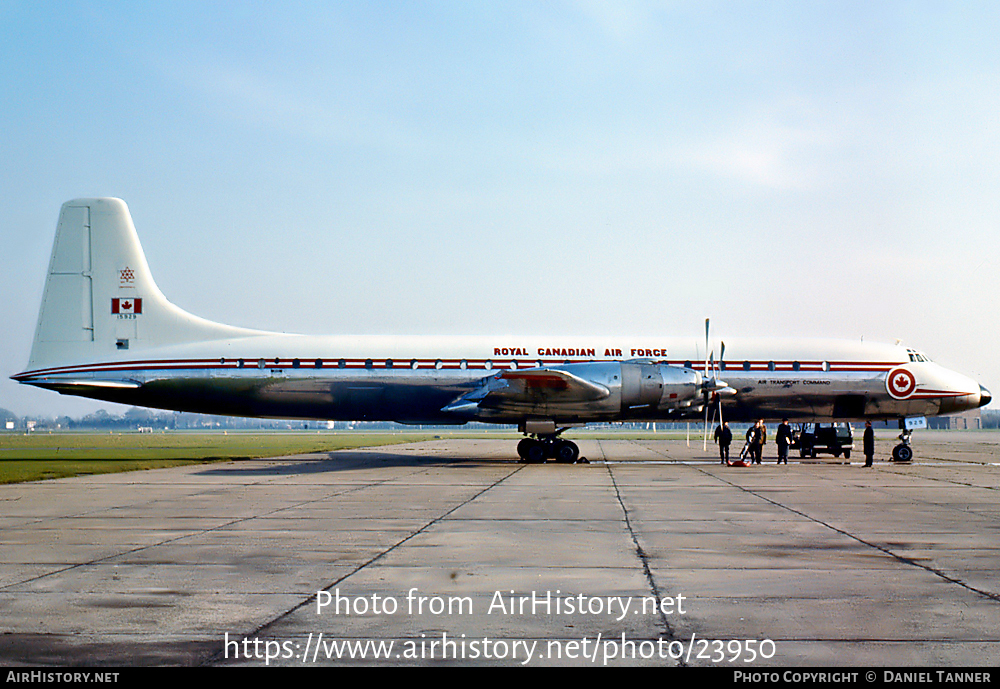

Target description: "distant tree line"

left=0, top=407, right=323, bottom=431
left=1, top=405, right=997, bottom=431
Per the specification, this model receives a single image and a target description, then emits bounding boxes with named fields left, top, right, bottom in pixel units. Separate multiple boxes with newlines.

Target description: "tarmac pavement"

left=1, top=431, right=998, bottom=666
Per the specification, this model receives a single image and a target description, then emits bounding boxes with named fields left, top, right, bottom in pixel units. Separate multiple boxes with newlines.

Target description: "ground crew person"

left=750, top=420, right=766, bottom=464
left=714, top=421, right=733, bottom=464
left=864, top=420, right=875, bottom=467
left=776, top=418, right=792, bottom=464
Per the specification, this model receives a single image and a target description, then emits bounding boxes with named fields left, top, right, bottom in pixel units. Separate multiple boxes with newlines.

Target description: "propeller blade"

left=704, top=318, right=710, bottom=379
left=702, top=318, right=711, bottom=451
left=703, top=399, right=710, bottom=451
left=717, top=340, right=727, bottom=426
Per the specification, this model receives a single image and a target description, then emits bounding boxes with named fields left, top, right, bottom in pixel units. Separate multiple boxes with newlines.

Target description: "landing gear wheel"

left=892, top=444, right=913, bottom=462
left=517, top=438, right=533, bottom=461
left=844, top=449, right=851, bottom=460
left=526, top=441, right=549, bottom=464
left=553, top=440, right=580, bottom=464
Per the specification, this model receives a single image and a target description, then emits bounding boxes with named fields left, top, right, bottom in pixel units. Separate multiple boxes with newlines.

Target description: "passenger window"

left=742, top=361, right=750, bottom=371
left=792, top=361, right=801, bottom=371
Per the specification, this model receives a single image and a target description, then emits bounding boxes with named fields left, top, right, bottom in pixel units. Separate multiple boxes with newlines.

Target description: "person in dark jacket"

left=749, top=420, right=766, bottom=464
left=714, top=421, right=733, bottom=465
left=776, top=419, right=792, bottom=464
left=864, top=420, right=875, bottom=466
left=744, top=424, right=754, bottom=457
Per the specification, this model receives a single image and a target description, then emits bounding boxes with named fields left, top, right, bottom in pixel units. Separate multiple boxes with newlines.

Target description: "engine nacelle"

left=620, top=361, right=702, bottom=411
left=542, top=361, right=701, bottom=413
left=447, top=361, right=704, bottom=423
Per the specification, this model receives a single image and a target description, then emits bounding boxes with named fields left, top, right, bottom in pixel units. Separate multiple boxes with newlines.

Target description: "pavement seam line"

left=631, top=439, right=1000, bottom=606
left=0, top=453, right=446, bottom=592
left=599, top=440, right=685, bottom=667
left=202, top=462, right=527, bottom=666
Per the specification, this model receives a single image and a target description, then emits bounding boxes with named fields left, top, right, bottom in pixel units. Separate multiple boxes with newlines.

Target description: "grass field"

left=0, top=431, right=447, bottom=484
left=0, top=427, right=701, bottom=484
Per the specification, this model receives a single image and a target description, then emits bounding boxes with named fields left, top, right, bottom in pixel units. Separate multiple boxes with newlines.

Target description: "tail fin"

left=26, top=198, right=257, bottom=371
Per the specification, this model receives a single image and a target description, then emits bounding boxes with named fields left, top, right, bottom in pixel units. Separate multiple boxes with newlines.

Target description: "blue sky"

left=1, top=1, right=997, bottom=416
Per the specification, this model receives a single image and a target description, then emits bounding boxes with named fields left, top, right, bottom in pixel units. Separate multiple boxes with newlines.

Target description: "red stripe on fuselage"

left=14, top=356, right=904, bottom=379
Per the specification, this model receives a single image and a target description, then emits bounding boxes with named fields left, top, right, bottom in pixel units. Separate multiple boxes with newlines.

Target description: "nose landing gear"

left=892, top=428, right=914, bottom=462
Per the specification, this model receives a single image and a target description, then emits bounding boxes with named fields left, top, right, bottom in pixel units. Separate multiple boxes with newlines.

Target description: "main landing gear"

left=516, top=436, right=585, bottom=464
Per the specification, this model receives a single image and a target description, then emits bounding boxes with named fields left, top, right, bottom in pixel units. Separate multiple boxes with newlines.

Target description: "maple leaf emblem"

left=887, top=368, right=916, bottom=398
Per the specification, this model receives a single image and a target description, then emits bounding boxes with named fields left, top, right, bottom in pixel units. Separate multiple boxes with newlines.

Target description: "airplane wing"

left=442, top=367, right=611, bottom=415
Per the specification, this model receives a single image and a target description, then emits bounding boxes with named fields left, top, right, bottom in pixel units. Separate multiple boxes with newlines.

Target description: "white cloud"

left=687, top=101, right=841, bottom=191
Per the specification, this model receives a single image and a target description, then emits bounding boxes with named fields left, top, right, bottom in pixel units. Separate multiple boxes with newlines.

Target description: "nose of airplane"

left=980, top=384, right=992, bottom=408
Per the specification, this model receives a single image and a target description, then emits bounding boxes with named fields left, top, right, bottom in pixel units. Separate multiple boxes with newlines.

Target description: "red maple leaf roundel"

left=886, top=368, right=916, bottom=399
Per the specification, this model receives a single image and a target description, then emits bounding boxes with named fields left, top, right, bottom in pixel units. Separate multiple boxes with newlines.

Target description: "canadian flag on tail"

left=111, top=298, right=143, bottom=314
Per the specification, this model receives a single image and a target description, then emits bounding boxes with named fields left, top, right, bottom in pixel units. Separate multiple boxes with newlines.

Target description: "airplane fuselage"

left=15, top=334, right=987, bottom=425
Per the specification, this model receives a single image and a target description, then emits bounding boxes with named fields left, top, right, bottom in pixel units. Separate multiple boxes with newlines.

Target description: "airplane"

left=12, top=198, right=991, bottom=463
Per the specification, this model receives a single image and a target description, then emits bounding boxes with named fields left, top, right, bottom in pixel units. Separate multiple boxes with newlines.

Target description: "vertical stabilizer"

left=26, top=198, right=258, bottom=371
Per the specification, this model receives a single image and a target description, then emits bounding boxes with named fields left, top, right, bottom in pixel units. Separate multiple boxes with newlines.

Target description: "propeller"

left=717, top=341, right=726, bottom=428
left=702, top=351, right=713, bottom=449
left=702, top=319, right=734, bottom=451
left=702, top=319, right=711, bottom=450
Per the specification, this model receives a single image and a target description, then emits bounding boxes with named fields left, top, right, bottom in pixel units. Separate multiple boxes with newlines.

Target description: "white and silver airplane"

left=13, top=198, right=991, bottom=463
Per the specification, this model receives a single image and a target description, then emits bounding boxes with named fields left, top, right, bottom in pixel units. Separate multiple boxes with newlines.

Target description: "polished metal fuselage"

left=15, top=334, right=988, bottom=425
